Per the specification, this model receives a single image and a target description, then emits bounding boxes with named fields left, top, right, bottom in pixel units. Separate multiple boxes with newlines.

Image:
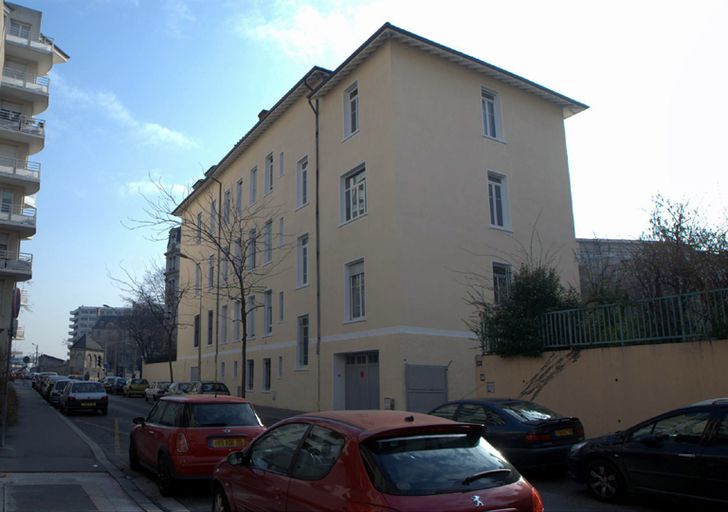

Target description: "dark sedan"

left=568, top=398, right=728, bottom=507
left=429, top=399, right=584, bottom=471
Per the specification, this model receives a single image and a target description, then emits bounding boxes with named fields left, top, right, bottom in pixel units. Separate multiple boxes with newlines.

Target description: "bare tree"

left=129, top=176, right=293, bottom=397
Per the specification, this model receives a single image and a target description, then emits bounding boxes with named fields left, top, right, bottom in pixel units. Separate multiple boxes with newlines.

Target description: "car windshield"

left=188, top=403, right=260, bottom=427
left=131, top=379, right=148, bottom=385
left=201, top=382, right=229, bottom=393
left=499, top=401, right=560, bottom=422
left=360, top=432, right=517, bottom=496
left=159, top=382, right=171, bottom=389
left=72, top=382, right=104, bottom=393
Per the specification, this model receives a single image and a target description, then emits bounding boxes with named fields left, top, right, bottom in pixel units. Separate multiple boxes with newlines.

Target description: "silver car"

left=60, top=381, right=108, bottom=416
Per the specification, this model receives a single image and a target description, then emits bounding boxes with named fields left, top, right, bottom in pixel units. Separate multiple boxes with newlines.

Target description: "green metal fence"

left=539, top=288, right=728, bottom=349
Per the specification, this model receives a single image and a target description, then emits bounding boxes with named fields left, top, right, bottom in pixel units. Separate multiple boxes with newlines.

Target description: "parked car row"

left=102, top=378, right=232, bottom=401
left=32, top=373, right=108, bottom=416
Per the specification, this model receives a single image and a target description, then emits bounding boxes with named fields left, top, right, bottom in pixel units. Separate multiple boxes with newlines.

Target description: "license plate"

left=555, top=428, right=574, bottom=437
left=81, top=402, right=95, bottom=407
left=210, top=438, right=245, bottom=449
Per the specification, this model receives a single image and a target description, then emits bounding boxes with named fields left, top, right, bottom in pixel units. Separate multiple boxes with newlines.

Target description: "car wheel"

left=129, top=439, right=141, bottom=471
left=157, top=454, right=176, bottom=496
left=587, top=459, right=625, bottom=501
left=144, top=395, right=148, bottom=403
left=212, top=485, right=231, bottom=512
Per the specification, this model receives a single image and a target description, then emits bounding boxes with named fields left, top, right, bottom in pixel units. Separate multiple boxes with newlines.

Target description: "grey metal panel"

left=406, top=364, right=448, bottom=413
left=345, top=352, right=380, bottom=410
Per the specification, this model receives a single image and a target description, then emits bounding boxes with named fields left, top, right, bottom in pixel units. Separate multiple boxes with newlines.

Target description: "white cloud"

left=53, top=74, right=197, bottom=148
left=163, top=0, right=196, bottom=36
left=121, top=176, right=189, bottom=198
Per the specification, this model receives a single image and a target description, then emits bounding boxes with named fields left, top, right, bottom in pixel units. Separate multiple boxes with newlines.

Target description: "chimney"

left=258, top=109, right=270, bottom=122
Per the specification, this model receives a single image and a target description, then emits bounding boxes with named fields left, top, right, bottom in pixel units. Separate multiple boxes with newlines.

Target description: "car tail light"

left=525, top=432, right=551, bottom=442
left=176, top=432, right=190, bottom=453
left=531, top=487, right=544, bottom=512
left=100, top=395, right=108, bottom=401
left=67, top=396, right=76, bottom=402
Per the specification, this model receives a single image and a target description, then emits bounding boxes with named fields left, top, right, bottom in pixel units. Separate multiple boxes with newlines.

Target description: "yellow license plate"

left=555, top=428, right=573, bottom=437
left=81, top=402, right=94, bottom=407
left=211, top=438, right=245, bottom=448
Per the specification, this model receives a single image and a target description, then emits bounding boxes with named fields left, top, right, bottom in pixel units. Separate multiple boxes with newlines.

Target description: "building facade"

left=144, top=24, right=586, bottom=412
left=68, top=334, right=104, bottom=380
left=68, top=305, right=130, bottom=342
left=0, top=2, right=66, bottom=371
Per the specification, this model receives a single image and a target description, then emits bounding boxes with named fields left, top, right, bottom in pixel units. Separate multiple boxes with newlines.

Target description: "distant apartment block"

left=146, top=23, right=587, bottom=412
left=0, top=2, right=67, bottom=358
left=68, top=305, right=130, bottom=342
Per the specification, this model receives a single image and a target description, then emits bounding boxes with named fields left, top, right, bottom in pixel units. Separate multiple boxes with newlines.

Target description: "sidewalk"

left=0, top=383, right=149, bottom=512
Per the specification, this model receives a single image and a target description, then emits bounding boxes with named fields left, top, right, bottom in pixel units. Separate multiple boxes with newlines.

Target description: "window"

left=220, top=305, right=228, bottom=344
left=208, top=255, right=215, bottom=289
left=236, top=179, right=243, bottom=213
left=492, top=263, right=512, bottom=305
left=279, top=152, right=284, bottom=177
left=210, top=199, right=218, bottom=234
left=246, top=359, right=254, bottom=390
left=249, top=167, right=257, bottom=204
left=9, top=20, right=31, bottom=39
left=342, top=165, right=367, bottom=223
left=264, top=290, right=272, bottom=336
left=297, top=315, right=309, bottom=367
left=263, top=358, right=271, bottom=391
left=193, top=314, right=200, bottom=347
left=344, top=82, right=359, bottom=138
left=291, top=427, right=345, bottom=481
left=277, top=356, right=283, bottom=377
left=630, top=412, right=711, bottom=446
left=234, top=360, right=238, bottom=378
left=249, top=423, right=309, bottom=475
left=296, top=157, right=308, bottom=207
left=481, top=88, right=501, bottom=139
left=233, top=301, right=241, bottom=342
left=223, top=189, right=231, bottom=224
left=195, top=213, right=202, bottom=243
left=248, top=229, right=257, bottom=270
left=297, top=234, right=309, bottom=287
left=346, top=260, right=366, bottom=320
left=278, top=217, right=284, bottom=248
left=278, top=291, right=284, bottom=322
left=247, top=296, right=256, bottom=338
left=195, top=263, right=201, bottom=296
left=221, top=361, right=226, bottom=378
left=488, top=172, right=509, bottom=229
left=263, top=220, right=272, bottom=264
left=265, top=153, right=273, bottom=194
left=207, top=310, right=213, bottom=345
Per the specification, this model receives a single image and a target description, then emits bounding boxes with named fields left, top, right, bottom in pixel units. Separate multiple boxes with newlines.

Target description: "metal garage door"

left=345, top=351, right=380, bottom=410
left=406, top=364, right=448, bottom=412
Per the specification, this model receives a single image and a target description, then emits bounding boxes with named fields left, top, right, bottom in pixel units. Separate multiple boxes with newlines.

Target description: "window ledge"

left=344, top=317, right=367, bottom=325
left=489, top=225, right=513, bottom=234
left=342, top=129, right=360, bottom=143
left=296, top=283, right=310, bottom=291
left=295, top=366, right=309, bottom=372
left=295, top=202, right=309, bottom=212
left=483, top=134, right=507, bottom=144
left=338, top=212, right=368, bottom=228
left=262, top=333, right=272, bottom=339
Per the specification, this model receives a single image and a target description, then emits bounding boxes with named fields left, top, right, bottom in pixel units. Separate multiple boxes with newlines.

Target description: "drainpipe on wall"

left=304, top=77, right=322, bottom=412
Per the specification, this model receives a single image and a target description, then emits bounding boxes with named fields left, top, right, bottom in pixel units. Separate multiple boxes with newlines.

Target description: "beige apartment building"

left=144, top=23, right=587, bottom=412
left=0, top=3, right=66, bottom=363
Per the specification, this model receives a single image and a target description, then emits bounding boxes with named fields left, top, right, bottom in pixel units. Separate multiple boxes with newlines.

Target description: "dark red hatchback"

left=129, top=395, right=264, bottom=495
left=211, top=410, right=544, bottom=512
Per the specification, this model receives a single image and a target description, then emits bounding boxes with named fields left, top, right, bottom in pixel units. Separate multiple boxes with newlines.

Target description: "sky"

left=15, top=0, right=728, bottom=359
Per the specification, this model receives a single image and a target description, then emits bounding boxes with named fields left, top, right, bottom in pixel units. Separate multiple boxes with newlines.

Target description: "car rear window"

left=201, top=382, right=229, bottom=393
left=188, top=403, right=260, bottom=427
left=131, top=379, right=148, bottom=385
left=500, top=401, right=560, bottom=422
left=361, top=432, right=517, bottom=496
left=72, top=382, right=104, bottom=393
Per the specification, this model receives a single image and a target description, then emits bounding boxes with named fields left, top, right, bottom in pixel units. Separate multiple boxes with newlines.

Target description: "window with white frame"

left=220, top=304, right=228, bottom=344
left=492, top=262, right=512, bottom=305
left=278, top=291, right=284, bottom=322
left=210, top=199, right=218, bottom=234
left=249, top=167, right=257, bottom=204
left=264, top=290, right=272, bottom=336
left=195, top=263, right=201, bottom=295
left=481, top=88, right=502, bottom=139
left=487, top=172, right=510, bottom=229
left=297, top=234, right=309, bottom=287
left=279, top=152, right=284, bottom=177
left=248, top=229, right=257, bottom=270
left=263, top=220, right=272, bottom=264
left=223, top=189, right=231, bottom=224
left=344, top=82, right=359, bottom=138
left=247, top=295, right=256, bottom=338
left=246, top=359, right=254, bottom=390
left=9, top=20, right=30, bottom=39
left=196, top=213, right=202, bottom=243
left=263, top=358, right=271, bottom=391
left=296, top=157, right=308, bottom=207
left=265, top=153, right=273, bottom=194
left=193, top=314, right=200, bottom=347
left=346, top=260, right=366, bottom=321
left=236, top=179, right=243, bottom=213
left=342, top=165, right=367, bottom=223
left=233, top=301, right=241, bottom=342
left=208, top=255, right=215, bottom=289
left=278, top=217, right=284, bottom=248
left=297, top=315, right=309, bottom=367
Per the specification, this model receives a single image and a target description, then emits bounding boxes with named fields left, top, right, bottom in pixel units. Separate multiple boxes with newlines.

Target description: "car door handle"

left=678, top=453, right=696, bottom=458
left=146, top=429, right=156, bottom=435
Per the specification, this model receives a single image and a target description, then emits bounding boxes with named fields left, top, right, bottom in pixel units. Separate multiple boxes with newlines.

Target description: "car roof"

left=296, top=410, right=464, bottom=439
left=689, top=398, right=728, bottom=407
left=160, top=395, right=251, bottom=404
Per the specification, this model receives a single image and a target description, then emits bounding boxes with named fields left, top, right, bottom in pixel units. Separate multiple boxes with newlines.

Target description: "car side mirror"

left=132, top=417, right=145, bottom=425
left=227, top=451, right=246, bottom=466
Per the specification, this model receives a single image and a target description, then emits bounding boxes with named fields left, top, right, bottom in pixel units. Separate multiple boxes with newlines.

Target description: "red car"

left=211, top=410, right=544, bottom=512
left=129, top=395, right=264, bottom=495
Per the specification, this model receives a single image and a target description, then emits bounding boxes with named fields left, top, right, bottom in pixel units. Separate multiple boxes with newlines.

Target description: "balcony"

left=0, top=110, right=45, bottom=155
left=5, top=32, right=56, bottom=75
left=0, top=203, right=37, bottom=237
left=0, top=251, right=32, bottom=281
left=0, top=156, right=40, bottom=195
left=1, top=68, right=49, bottom=115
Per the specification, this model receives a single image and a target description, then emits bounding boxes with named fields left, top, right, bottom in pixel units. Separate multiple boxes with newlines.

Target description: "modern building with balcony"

left=0, top=3, right=66, bottom=354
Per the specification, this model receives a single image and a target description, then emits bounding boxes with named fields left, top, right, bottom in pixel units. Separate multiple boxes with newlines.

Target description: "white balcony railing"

left=5, top=32, right=54, bottom=55
left=0, top=155, right=40, bottom=181
left=2, top=67, right=49, bottom=95
left=0, top=204, right=36, bottom=228
left=0, top=109, right=44, bottom=138
left=0, top=250, right=32, bottom=274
